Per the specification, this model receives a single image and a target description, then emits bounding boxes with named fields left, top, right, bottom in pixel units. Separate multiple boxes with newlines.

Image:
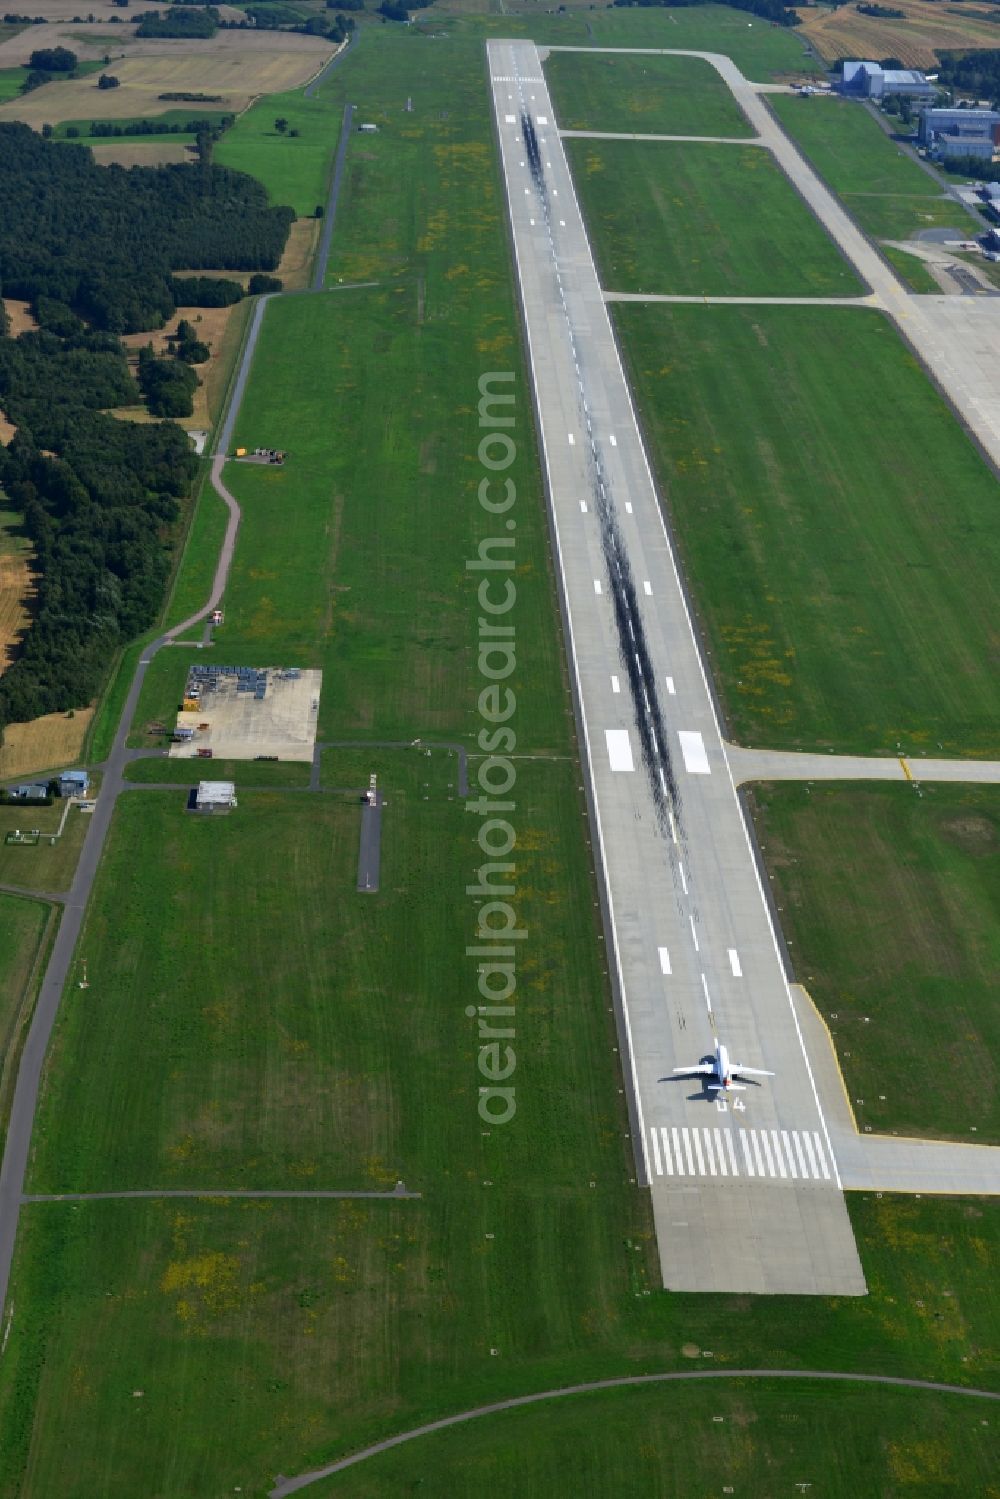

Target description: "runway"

left=488, top=40, right=866, bottom=1295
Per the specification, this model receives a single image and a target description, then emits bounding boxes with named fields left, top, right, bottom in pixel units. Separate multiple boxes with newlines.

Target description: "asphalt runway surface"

left=489, top=39, right=866, bottom=1295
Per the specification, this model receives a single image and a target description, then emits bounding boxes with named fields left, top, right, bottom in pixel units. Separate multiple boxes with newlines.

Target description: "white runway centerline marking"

left=606, top=729, right=634, bottom=773
left=728, top=948, right=742, bottom=978
left=689, top=915, right=699, bottom=953
left=658, top=946, right=671, bottom=975
left=678, top=862, right=688, bottom=895
left=678, top=730, right=711, bottom=775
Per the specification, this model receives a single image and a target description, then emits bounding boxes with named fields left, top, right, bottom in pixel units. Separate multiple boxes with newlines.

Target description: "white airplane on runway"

left=673, top=1038, right=774, bottom=1092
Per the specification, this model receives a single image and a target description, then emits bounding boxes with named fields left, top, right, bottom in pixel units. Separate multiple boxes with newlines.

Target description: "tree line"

left=938, top=49, right=1000, bottom=106
left=0, top=123, right=293, bottom=333
left=0, top=125, right=295, bottom=735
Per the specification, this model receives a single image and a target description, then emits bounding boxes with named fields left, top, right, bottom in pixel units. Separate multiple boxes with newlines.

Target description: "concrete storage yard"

left=169, top=666, right=321, bottom=762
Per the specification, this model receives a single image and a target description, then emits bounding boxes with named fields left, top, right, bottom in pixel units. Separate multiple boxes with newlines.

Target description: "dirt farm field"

left=800, top=0, right=1000, bottom=68
left=0, top=31, right=335, bottom=127
left=88, top=139, right=193, bottom=167
left=0, top=708, right=94, bottom=782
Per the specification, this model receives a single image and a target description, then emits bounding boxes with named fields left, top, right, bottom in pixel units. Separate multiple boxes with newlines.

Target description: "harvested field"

left=0, top=512, right=35, bottom=675
left=0, top=32, right=335, bottom=126
left=88, top=139, right=193, bottom=167
left=276, top=217, right=320, bottom=290
left=3, top=300, right=38, bottom=338
left=800, top=0, right=1000, bottom=68
left=116, top=301, right=245, bottom=431
left=0, top=707, right=93, bottom=782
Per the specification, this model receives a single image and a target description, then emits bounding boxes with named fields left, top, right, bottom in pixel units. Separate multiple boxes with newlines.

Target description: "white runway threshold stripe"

left=648, top=1126, right=831, bottom=1182
left=606, top=729, right=635, bottom=773
left=678, top=730, right=711, bottom=775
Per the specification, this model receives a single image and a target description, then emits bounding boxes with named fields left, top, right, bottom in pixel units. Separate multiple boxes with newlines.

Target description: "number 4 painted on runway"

left=732, top=1098, right=746, bottom=1112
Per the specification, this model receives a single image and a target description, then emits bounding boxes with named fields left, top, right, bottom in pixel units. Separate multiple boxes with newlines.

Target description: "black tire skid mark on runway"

left=519, top=98, right=687, bottom=855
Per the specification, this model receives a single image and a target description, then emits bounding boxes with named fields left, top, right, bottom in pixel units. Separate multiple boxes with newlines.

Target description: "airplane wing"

left=672, top=1064, right=715, bottom=1075
left=732, top=1064, right=775, bottom=1077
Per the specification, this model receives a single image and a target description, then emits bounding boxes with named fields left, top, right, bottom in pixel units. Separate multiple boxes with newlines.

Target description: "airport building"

left=918, top=106, right=1000, bottom=161
left=194, top=780, right=238, bottom=814
left=839, top=61, right=936, bottom=102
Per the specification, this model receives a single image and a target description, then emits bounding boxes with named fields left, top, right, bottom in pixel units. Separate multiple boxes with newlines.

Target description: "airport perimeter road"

left=488, top=41, right=865, bottom=1295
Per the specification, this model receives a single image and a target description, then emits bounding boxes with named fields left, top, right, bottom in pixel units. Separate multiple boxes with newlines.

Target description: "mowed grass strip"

left=1, top=1192, right=998, bottom=1495
left=28, top=755, right=621, bottom=1193
left=566, top=139, right=864, bottom=297
left=544, top=51, right=753, bottom=138
left=769, top=95, right=971, bottom=247
left=751, top=783, right=1000, bottom=1142
left=613, top=304, right=1000, bottom=754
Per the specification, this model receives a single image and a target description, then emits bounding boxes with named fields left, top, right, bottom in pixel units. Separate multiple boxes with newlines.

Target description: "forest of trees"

left=134, top=4, right=218, bottom=35
left=0, top=126, right=294, bottom=735
left=0, top=123, right=293, bottom=332
left=938, top=49, right=1000, bottom=104
left=0, top=338, right=197, bottom=727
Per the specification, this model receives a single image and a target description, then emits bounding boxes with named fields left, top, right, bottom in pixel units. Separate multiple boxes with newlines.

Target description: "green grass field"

left=122, top=755, right=310, bottom=786
left=751, top=782, right=1000, bottom=1142
left=28, top=749, right=615, bottom=1193
left=2, top=12, right=996, bottom=1493
left=1, top=1192, right=997, bottom=1496
left=215, top=87, right=343, bottom=215
left=322, top=1381, right=999, bottom=1497
left=0, top=796, right=94, bottom=894
left=613, top=304, right=1000, bottom=755
left=0, top=67, right=23, bottom=104
left=769, top=95, right=974, bottom=257
left=566, top=138, right=864, bottom=297
left=544, top=51, right=754, bottom=138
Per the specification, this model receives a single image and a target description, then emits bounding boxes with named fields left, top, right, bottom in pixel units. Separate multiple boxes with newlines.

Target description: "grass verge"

left=751, top=782, right=1000, bottom=1142
left=544, top=51, right=754, bottom=138
left=613, top=303, right=1000, bottom=754
left=769, top=95, right=973, bottom=245
left=566, top=137, right=865, bottom=298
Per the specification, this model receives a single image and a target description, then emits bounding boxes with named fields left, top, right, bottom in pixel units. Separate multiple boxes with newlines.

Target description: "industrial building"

left=840, top=61, right=936, bottom=102
left=194, top=780, right=238, bottom=814
left=58, top=770, right=90, bottom=799
left=918, top=106, right=1000, bottom=162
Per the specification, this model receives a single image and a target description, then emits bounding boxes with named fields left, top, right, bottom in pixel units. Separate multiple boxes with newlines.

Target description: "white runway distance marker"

left=605, top=729, right=635, bottom=773
left=728, top=948, right=743, bottom=978
left=593, top=579, right=602, bottom=595
left=678, top=730, right=711, bottom=775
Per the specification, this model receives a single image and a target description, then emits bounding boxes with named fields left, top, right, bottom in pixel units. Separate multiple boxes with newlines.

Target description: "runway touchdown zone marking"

left=649, top=1128, right=830, bottom=1182
left=678, top=730, right=710, bottom=775
left=606, top=729, right=635, bottom=773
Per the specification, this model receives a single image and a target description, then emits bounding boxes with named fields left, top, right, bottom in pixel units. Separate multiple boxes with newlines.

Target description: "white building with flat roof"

left=195, top=780, right=237, bottom=813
